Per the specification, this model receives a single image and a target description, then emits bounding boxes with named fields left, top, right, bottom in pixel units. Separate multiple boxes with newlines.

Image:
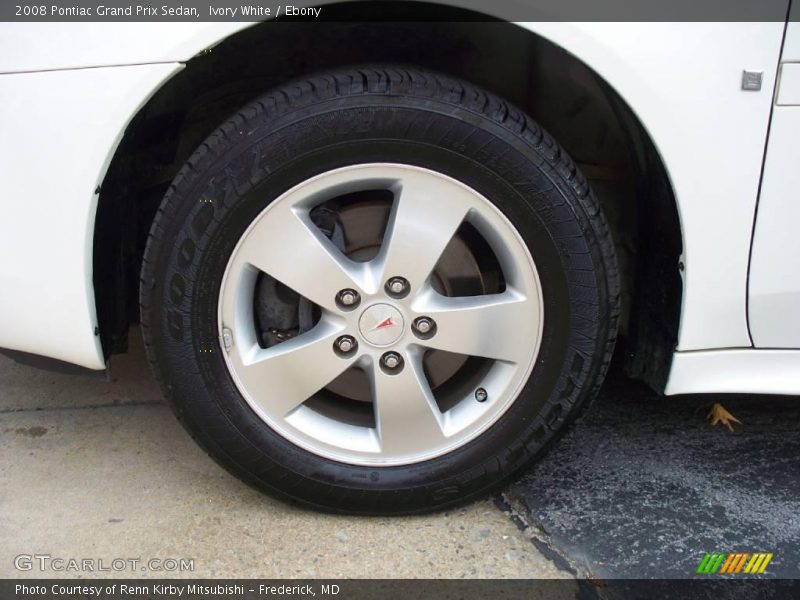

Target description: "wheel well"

left=94, top=3, right=682, bottom=392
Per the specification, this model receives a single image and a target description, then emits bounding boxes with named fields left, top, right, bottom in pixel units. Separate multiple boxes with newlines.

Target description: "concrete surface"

left=0, top=331, right=569, bottom=580
left=506, top=368, right=800, bottom=580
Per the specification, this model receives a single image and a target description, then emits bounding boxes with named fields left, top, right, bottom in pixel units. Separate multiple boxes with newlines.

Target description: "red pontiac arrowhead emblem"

left=372, top=317, right=396, bottom=331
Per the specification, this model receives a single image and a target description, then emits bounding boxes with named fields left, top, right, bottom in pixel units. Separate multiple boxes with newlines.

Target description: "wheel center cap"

left=358, top=303, right=405, bottom=347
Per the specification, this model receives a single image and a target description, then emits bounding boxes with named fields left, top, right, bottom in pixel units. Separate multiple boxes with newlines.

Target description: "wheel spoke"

left=377, top=172, right=472, bottom=293
left=412, top=288, right=540, bottom=363
left=233, top=207, right=365, bottom=312
left=229, top=320, right=351, bottom=418
left=371, top=352, right=447, bottom=455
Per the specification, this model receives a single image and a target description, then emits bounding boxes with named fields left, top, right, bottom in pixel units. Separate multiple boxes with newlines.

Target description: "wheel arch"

left=94, top=3, right=683, bottom=391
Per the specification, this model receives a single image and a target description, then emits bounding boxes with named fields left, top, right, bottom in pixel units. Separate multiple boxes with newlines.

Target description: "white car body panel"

left=747, top=17, right=800, bottom=348
left=0, top=19, right=796, bottom=394
left=782, top=4, right=800, bottom=58
left=776, top=63, right=800, bottom=105
left=666, top=350, right=800, bottom=396
left=0, top=63, right=182, bottom=368
left=748, top=107, right=800, bottom=347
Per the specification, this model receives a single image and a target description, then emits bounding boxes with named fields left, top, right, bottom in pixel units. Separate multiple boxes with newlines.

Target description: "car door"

left=748, top=7, right=800, bottom=348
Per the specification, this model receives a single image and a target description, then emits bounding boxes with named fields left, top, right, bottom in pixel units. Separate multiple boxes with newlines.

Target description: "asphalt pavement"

left=504, top=366, right=800, bottom=581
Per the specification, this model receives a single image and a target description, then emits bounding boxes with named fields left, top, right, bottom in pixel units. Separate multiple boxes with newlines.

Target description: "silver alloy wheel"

left=218, top=164, right=543, bottom=466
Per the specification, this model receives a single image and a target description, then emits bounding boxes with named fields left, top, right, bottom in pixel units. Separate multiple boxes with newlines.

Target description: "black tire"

left=140, top=66, right=619, bottom=515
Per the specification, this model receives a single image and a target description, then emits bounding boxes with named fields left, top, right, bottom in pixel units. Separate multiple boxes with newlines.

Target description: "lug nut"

left=380, top=351, right=403, bottom=372
left=475, top=388, right=488, bottom=402
left=336, top=289, right=360, bottom=309
left=385, top=276, right=410, bottom=297
left=334, top=335, right=357, bottom=355
left=412, top=316, right=436, bottom=337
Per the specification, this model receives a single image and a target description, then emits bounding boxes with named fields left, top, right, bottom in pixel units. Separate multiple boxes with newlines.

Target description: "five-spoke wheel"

left=218, top=164, right=543, bottom=465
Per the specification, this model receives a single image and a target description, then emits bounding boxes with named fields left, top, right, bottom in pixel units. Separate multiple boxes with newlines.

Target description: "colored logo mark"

left=696, top=552, right=773, bottom=575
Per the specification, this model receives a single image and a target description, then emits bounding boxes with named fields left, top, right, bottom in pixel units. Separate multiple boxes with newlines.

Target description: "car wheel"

left=140, top=66, right=619, bottom=514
